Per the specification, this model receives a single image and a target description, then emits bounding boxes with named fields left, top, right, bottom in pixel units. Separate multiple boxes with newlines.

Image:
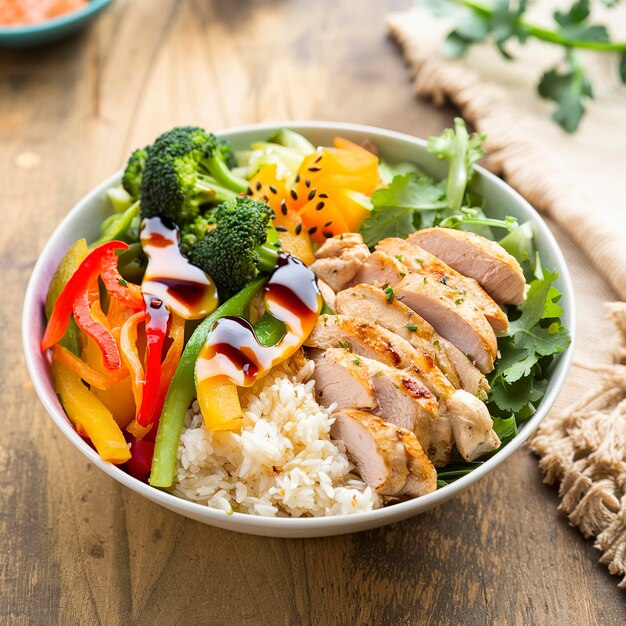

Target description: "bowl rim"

left=22, top=120, right=575, bottom=533
left=0, top=0, right=111, bottom=35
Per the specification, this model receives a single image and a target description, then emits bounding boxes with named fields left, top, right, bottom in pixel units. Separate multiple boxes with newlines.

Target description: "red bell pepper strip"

left=125, top=437, right=155, bottom=482
left=41, top=240, right=129, bottom=351
left=73, top=281, right=122, bottom=371
left=99, top=250, right=144, bottom=310
left=136, top=295, right=170, bottom=426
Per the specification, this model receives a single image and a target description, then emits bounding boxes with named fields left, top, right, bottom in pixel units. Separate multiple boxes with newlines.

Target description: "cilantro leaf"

left=492, top=415, right=518, bottom=444
left=359, top=173, right=447, bottom=247
left=487, top=269, right=570, bottom=412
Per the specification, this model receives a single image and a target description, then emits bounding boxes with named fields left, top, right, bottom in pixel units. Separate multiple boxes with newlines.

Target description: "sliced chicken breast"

left=395, top=273, right=497, bottom=374
left=331, top=409, right=409, bottom=496
left=445, top=390, right=501, bottom=461
left=310, top=233, right=371, bottom=292
left=316, top=278, right=336, bottom=313
left=349, top=250, right=408, bottom=288
left=400, top=430, right=438, bottom=497
left=376, top=238, right=509, bottom=335
left=314, top=232, right=369, bottom=259
left=335, top=284, right=488, bottom=394
left=311, top=347, right=441, bottom=462
left=408, top=227, right=526, bottom=305
left=310, top=348, right=377, bottom=410
left=330, top=409, right=436, bottom=498
left=305, top=315, right=499, bottom=464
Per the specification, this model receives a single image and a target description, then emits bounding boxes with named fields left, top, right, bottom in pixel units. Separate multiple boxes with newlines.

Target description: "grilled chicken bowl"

left=23, top=121, right=574, bottom=537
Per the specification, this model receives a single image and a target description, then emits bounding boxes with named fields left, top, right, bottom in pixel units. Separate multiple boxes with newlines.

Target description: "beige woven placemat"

left=388, top=4, right=626, bottom=587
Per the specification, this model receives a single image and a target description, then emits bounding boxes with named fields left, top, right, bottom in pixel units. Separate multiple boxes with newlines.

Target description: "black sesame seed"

left=324, top=221, right=333, bottom=227
left=316, top=201, right=325, bottom=211
left=246, top=186, right=253, bottom=195
left=305, top=179, right=311, bottom=188
left=323, top=231, right=333, bottom=238
left=308, top=166, right=321, bottom=172
left=314, top=154, right=322, bottom=163
left=255, top=181, right=262, bottom=191
left=269, top=185, right=277, bottom=195
left=308, top=226, right=318, bottom=235
left=276, top=226, right=288, bottom=232
left=290, top=189, right=298, bottom=200
left=307, top=189, right=316, bottom=201
left=295, top=223, right=303, bottom=235
left=295, top=174, right=301, bottom=183
left=261, top=195, right=269, bottom=202
left=280, top=200, right=287, bottom=215
left=318, top=193, right=328, bottom=198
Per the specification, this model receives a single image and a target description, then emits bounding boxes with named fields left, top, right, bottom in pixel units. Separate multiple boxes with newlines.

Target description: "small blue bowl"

left=0, top=0, right=112, bottom=48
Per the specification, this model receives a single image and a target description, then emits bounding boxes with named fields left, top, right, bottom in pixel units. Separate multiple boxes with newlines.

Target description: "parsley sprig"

left=424, top=0, right=626, bottom=132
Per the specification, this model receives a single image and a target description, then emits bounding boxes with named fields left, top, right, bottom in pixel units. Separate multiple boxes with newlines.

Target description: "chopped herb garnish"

left=353, top=359, right=361, bottom=366
left=338, top=340, right=353, bottom=351
left=118, top=278, right=127, bottom=286
left=433, top=339, right=441, bottom=351
left=406, top=324, right=418, bottom=332
left=384, top=286, right=395, bottom=303
left=395, top=254, right=404, bottom=262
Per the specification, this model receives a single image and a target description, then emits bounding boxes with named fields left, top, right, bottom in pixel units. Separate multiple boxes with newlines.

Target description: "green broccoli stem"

left=257, top=224, right=281, bottom=274
left=456, top=0, right=626, bottom=52
left=195, top=174, right=239, bottom=204
left=203, top=155, right=249, bottom=194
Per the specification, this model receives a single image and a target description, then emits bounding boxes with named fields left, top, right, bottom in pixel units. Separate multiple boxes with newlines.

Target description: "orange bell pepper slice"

left=51, top=344, right=127, bottom=390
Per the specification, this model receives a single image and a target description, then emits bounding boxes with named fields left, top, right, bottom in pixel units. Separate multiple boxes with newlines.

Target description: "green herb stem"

left=457, top=0, right=626, bottom=51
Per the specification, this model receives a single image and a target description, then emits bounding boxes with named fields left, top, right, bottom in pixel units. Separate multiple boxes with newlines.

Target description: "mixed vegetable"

left=41, top=121, right=570, bottom=493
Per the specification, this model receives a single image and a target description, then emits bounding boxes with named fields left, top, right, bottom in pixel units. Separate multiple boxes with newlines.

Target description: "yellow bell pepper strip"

left=197, top=375, right=243, bottom=432
left=150, top=277, right=266, bottom=488
left=51, top=360, right=131, bottom=464
left=44, top=239, right=89, bottom=355
left=51, top=344, right=127, bottom=390
left=119, top=310, right=146, bottom=414
left=41, top=240, right=129, bottom=351
left=73, top=280, right=122, bottom=371
left=136, top=296, right=170, bottom=427
left=82, top=338, right=136, bottom=429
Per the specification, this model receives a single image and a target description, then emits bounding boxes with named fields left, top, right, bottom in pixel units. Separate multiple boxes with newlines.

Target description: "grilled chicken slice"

left=376, top=238, right=509, bottom=335
left=341, top=249, right=497, bottom=372
left=349, top=250, right=408, bottom=288
left=314, top=232, right=369, bottom=258
left=310, top=348, right=377, bottom=410
left=305, top=315, right=499, bottom=464
left=335, top=284, right=487, bottom=395
left=446, top=390, right=501, bottom=461
left=395, top=273, right=497, bottom=374
left=310, top=233, right=371, bottom=292
left=330, top=409, right=436, bottom=497
left=316, top=278, right=336, bottom=313
left=311, top=347, right=438, bottom=449
left=408, top=227, right=526, bottom=305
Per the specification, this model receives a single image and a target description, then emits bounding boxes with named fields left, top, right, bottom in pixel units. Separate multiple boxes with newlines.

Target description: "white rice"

left=173, top=353, right=381, bottom=516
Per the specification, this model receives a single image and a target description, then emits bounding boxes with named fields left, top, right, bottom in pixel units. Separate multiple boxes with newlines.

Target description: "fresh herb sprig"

left=423, top=0, right=626, bottom=132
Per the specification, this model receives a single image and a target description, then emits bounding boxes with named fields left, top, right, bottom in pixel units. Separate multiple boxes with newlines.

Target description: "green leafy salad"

left=360, top=118, right=571, bottom=485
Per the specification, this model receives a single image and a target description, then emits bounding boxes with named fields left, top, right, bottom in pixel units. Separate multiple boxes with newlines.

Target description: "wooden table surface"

left=2, top=0, right=624, bottom=623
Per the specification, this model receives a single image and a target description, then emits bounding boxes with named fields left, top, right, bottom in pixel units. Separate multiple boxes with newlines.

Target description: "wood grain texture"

left=1, top=0, right=624, bottom=624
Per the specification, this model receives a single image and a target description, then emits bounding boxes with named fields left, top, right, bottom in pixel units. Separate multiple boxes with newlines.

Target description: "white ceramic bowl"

left=22, top=121, right=575, bottom=538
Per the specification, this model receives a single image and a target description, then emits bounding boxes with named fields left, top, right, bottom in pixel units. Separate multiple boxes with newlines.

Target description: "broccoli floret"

left=139, top=126, right=248, bottom=226
left=186, top=196, right=281, bottom=299
left=179, top=213, right=216, bottom=256
left=122, top=147, right=149, bottom=201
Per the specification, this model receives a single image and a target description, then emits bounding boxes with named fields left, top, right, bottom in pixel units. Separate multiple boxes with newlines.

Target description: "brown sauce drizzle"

left=140, top=217, right=218, bottom=320
left=196, top=254, right=322, bottom=387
